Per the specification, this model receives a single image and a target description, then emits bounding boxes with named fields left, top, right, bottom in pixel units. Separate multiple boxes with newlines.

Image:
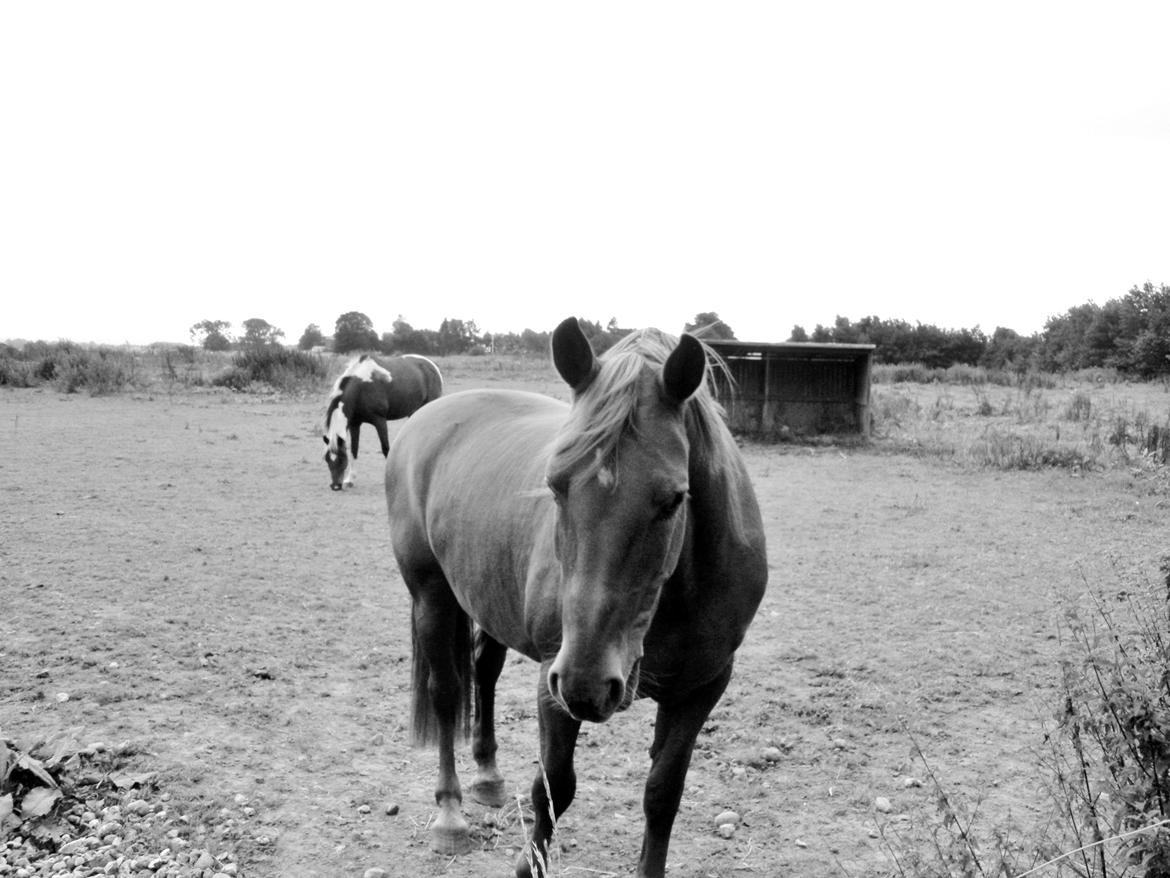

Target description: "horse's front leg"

left=470, top=629, right=508, bottom=807
left=345, top=426, right=359, bottom=487
left=637, top=663, right=733, bottom=878
left=516, top=663, right=581, bottom=878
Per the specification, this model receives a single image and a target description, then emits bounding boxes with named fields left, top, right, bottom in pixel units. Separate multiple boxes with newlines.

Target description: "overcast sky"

left=3, top=2, right=1169, bottom=346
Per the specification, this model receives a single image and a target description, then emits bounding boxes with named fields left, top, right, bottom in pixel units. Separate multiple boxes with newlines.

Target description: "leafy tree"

left=383, top=316, right=438, bottom=355
left=1037, top=303, right=1101, bottom=371
left=240, top=318, right=284, bottom=349
left=789, top=325, right=809, bottom=342
left=437, top=318, right=479, bottom=355
left=333, top=311, right=380, bottom=354
left=297, top=323, right=324, bottom=351
left=520, top=329, right=550, bottom=355
left=189, top=319, right=232, bottom=351
left=684, top=312, right=736, bottom=340
left=980, top=327, right=1038, bottom=371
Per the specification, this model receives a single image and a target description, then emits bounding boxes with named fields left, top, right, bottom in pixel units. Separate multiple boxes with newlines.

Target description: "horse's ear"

left=662, top=334, right=707, bottom=405
left=552, top=317, right=598, bottom=394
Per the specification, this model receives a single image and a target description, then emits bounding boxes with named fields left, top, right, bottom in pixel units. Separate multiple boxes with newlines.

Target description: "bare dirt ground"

left=4, top=376, right=1170, bottom=877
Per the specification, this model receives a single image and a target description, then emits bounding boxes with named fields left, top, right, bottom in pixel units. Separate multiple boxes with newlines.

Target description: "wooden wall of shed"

left=711, top=353, right=871, bottom=439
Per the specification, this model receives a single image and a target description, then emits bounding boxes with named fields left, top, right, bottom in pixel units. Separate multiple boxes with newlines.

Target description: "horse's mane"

left=548, top=328, right=746, bottom=538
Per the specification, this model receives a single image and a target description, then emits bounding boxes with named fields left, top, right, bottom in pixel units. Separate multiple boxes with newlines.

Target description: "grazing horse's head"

left=323, top=383, right=352, bottom=491
left=544, top=317, right=709, bottom=723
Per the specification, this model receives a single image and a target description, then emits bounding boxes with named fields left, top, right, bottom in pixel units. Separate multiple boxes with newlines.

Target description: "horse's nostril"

left=607, top=677, right=625, bottom=711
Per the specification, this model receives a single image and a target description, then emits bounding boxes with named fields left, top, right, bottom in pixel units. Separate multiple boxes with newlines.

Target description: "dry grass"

left=871, top=375, right=1170, bottom=473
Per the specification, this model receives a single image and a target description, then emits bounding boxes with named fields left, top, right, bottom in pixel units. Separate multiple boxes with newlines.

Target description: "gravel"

left=0, top=793, right=243, bottom=877
left=1, top=740, right=246, bottom=878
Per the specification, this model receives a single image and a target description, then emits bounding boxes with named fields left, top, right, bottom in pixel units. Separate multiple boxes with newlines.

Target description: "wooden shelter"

left=704, top=340, right=876, bottom=440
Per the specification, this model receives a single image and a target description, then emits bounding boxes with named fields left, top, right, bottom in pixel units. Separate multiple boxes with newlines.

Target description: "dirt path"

left=3, top=387, right=1168, bottom=876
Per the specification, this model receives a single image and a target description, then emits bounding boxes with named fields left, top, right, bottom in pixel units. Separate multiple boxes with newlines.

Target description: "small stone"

left=874, top=796, right=893, bottom=813
left=902, top=776, right=924, bottom=788
left=762, top=746, right=783, bottom=763
left=713, top=809, right=741, bottom=828
left=55, top=692, right=70, bottom=702
left=794, top=838, right=808, bottom=848
left=58, top=839, right=89, bottom=856
left=193, top=851, right=216, bottom=870
left=384, top=803, right=399, bottom=816
left=831, top=737, right=848, bottom=749
left=126, top=800, right=151, bottom=816
left=370, top=733, right=385, bottom=746
left=363, top=869, right=388, bottom=878
left=717, top=823, right=735, bottom=839
left=356, top=804, right=371, bottom=815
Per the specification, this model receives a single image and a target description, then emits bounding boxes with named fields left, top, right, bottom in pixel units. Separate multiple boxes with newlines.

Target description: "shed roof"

left=704, top=340, right=876, bottom=361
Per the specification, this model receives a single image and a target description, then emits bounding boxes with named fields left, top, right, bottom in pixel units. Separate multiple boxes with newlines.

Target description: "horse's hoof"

left=513, top=843, right=546, bottom=878
left=430, top=821, right=472, bottom=856
left=469, top=777, right=507, bottom=808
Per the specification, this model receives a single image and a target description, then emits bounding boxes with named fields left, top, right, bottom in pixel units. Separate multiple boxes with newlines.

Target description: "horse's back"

left=401, top=354, right=443, bottom=403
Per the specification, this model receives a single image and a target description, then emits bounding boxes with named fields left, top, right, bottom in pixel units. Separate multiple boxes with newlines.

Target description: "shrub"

left=211, top=347, right=327, bottom=392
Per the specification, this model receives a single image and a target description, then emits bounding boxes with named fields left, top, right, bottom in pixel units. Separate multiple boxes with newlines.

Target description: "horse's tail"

left=409, top=602, right=474, bottom=747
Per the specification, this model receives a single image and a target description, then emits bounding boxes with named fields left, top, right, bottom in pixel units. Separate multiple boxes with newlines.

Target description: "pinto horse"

left=385, top=318, right=768, bottom=878
left=322, top=354, right=442, bottom=490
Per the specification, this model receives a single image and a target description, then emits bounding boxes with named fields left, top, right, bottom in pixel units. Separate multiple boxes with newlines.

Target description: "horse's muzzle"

left=547, top=658, right=640, bottom=723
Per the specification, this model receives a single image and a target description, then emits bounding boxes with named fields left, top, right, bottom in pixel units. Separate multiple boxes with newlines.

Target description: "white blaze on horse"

left=322, top=354, right=442, bottom=490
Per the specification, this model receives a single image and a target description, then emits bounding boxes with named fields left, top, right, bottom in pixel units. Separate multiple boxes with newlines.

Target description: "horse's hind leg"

left=470, top=628, right=508, bottom=807
left=372, top=416, right=390, bottom=457
left=410, top=578, right=474, bottom=855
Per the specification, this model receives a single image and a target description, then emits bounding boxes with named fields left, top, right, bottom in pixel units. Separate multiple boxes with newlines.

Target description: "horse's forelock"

left=547, top=328, right=735, bottom=491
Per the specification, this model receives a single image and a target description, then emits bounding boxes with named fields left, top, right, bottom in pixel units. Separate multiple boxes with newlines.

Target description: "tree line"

left=188, top=284, right=1170, bottom=377
left=792, top=282, right=1170, bottom=377
left=189, top=311, right=737, bottom=358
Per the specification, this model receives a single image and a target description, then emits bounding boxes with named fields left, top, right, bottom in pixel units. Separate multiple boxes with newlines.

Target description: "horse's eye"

left=547, top=478, right=567, bottom=505
left=656, top=491, right=686, bottom=521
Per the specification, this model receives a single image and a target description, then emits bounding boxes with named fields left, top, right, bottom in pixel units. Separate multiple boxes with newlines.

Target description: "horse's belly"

left=428, top=512, right=558, bottom=662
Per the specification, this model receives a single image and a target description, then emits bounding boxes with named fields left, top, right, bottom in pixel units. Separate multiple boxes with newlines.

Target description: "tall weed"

left=1051, top=560, right=1170, bottom=875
